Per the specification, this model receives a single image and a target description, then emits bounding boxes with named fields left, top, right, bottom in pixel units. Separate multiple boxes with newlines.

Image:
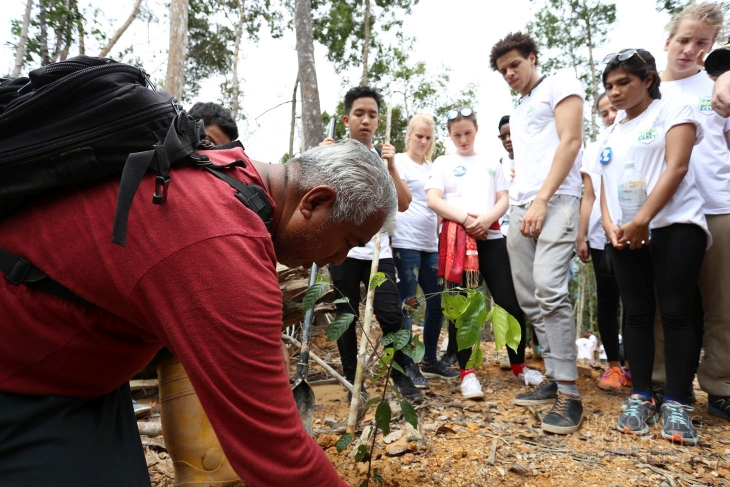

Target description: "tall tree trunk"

left=165, top=0, right=189, bottom=100
left=39, top=0, right=51, bottom=66
left=99, top=0, right=143, bottom=57
left=13, top=0, right=34, bottom=77
left=74, top=0, right=85, bottom=55
left=360, top=0, right=371, bottom=86
left=289, top=73, right=300, bottom=158
left=584, top=9, right=599, bottom=142
left=229, top=0, right=245, bottom=120
left=294, top=0, right=323, bottom=150
left=51, top=0, right=71, bottom=63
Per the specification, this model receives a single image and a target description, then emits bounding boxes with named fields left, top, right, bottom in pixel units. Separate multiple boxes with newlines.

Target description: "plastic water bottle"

left=617, top=161, right=647, bottom=225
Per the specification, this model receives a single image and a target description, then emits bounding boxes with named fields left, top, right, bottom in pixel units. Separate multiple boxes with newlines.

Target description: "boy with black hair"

left=188, top=101, right=239, bottom=145
left=320, top=85, right=423, bottom=401
left=491, top=31, right=585, bottom=434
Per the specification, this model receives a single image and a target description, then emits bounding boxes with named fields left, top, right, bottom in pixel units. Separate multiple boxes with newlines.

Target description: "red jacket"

left=0, top=147, right=347, bottom=487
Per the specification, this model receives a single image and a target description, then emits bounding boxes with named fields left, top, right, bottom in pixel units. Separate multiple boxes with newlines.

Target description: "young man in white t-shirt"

left=319, top=86, right=423, bottom=401
left=497, top=115, right=515, bottom=237
left=491, top=31, right=585, bottom=434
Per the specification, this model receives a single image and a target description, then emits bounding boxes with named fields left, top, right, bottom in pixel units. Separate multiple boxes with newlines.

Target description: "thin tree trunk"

left=229, top=0, right=245, bottom=120
left=51, top=0, right=71, bottom=63
left=360, top=0, right=371, bottom=86
left=289, top=73, right=300, bottom=158
left=75, top=0, right=85, bottom=55
left=12, top=0, right=34, bottom=77
left=584, top=9, right=599, bottom=142
left=164, top=0, right=189, bottom=100
left=39, top=1, right=51, bottom=66
left=99, top=0, right=143, bottom=57
left=294, top=0, right=323, bottom=150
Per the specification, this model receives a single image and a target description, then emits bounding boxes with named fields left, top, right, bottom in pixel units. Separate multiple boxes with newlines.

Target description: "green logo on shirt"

left=637, top=128, right=658, bottom=144
left=487, top=168, right=495, bottom=177
left=699, top=96, right=714, bottom=115
left=526, top=104, right=536, bottom=117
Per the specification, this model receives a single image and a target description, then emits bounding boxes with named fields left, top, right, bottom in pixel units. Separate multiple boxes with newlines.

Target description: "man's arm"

left=576, top=172, right=594, bottom=262
left=520, top=95, right=583, bottom=237
left=129, top=235, right=349, bottom=487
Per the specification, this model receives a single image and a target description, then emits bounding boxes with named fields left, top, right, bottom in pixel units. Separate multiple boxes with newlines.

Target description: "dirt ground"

left=140, top=324, right=730, bottom=487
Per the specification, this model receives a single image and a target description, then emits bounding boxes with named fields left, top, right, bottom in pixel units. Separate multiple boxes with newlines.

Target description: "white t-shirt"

left=425, top=153, right=509, bottom=240
left=499, top=155, right=515, bottom=236
left=580, top=141, right=607, bottom=249
left=348, top=147, right=393, bottom=260
left=510, top=72, right=585, bottom=205
left=391, top=153, right=439, bottom=252
left=594, top=98, right=711, bottom=247
left=576, top=338, right=595, bottom=360
left=661, top=72, right=730, bottom=215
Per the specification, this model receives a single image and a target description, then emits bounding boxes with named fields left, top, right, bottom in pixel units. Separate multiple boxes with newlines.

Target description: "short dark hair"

left=188, top=102, right=239, bottom=141
left=489, top=31, right=539, bottom=71
left=602, top=49, right=661, bottom=101
left=344, top=85, right=382, bottom=115
left=498, top=115, right=510, bottom=131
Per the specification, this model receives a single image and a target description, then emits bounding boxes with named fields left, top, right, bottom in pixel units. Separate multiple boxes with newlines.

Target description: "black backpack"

left=0, top=56, right=272, bottom=305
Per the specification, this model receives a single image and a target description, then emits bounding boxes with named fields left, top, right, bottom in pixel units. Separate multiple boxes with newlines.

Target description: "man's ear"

left=298, top=186, right=337, bottom=219
left=343, top=114, right=350, bottom=128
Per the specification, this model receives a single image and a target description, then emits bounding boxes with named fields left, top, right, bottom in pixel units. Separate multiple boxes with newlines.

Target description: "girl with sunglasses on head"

left=596, top=48, right=709, bottom=444
left=425, top=108, right=542, bottom=401
left=392, top=114, right=459, bottom=389
left=659, top=2, right=730, bottom=423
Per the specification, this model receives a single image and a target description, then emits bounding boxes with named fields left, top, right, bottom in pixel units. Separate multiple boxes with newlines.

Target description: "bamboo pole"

left=346, top=103, right=392, bottom=435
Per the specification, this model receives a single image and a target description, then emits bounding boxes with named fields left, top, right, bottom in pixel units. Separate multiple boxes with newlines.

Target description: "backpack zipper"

left=0, top=101, right=175, bottom=165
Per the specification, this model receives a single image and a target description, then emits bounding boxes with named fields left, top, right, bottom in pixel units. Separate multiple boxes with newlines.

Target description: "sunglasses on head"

left=446, top=107, right=473, bottom=120
left=602, top=49, right=647, bottom=65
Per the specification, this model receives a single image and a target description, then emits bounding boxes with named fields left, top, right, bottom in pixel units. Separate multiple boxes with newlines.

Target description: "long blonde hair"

left=666, top=1, right=724, bottom=41
left=404, top=113, right=436, bottom=163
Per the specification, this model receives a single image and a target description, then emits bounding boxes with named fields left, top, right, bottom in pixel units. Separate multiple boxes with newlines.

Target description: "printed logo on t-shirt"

left=526, top=104, right=536, bottom=117
left=487, top=168, right=495, bottom=177
left=699, top=96, right=715, bottom=115
left=637, top=128, right=658, bottom=144
left=453, top=166, right=466, bottom=177
left=599, top=147, right=612, bottom=165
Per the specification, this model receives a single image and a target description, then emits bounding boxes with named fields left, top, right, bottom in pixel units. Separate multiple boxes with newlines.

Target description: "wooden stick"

left=138, top=421, right=162, bottom=437
left=282, top=334, right=355, bottom=394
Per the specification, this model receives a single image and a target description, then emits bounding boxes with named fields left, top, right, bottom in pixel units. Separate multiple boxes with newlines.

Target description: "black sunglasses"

left=446, top=107, right=473, bottom=120
left=602, top=49, right=647, bottom=65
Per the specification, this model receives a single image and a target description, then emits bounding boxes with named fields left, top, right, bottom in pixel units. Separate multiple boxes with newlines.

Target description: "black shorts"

left=0, top=383, right=150, bottom=487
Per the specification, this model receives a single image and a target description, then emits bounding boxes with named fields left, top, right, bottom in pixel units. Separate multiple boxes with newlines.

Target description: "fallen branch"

left=138, top=421, right=162, bottom=437
left=636, top=463, right=676, bottom=487
left=282, top=334, right=355, bottom=395
left=486, top=439, right=497, bottom=465
left=130, top=379, right=158, bottom=391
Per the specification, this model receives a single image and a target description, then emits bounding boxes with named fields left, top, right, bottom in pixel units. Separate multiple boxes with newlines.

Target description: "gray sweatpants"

left=507, top=195, right=580, bottom=382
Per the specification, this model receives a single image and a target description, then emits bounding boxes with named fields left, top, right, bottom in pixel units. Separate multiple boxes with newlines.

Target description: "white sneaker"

left=460, top=372, right=485, bottom=400
left=512, top=367, right=546, bottom=387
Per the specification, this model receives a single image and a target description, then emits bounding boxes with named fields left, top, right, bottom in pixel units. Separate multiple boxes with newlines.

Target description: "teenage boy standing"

left=320, top=86, right=423, bottom=401
left=490, top=32, right=585, bottom=434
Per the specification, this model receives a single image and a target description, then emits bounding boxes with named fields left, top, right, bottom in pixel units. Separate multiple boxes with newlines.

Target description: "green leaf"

left=316, top=273, right=330, bottom=283
left=491, top=305, right=522, bottom=353
left=392, top=329, right=411, bottom=351
left=375, top=401, right=392, bottom=436
left=400, top=400, right=418, bottom=430
left=373, top=467, right=383, bottom=483
left=302, top=282, right=328, bottom=315
left=381, top=332, right=395, bottom=346
left=402, top=335, right=425, bottom=364
left=390, top=361, right=405, bottom=376
left=369, top=271, right=387, bottom=289
left=455, top=291, right=486, bottom=351
left=364, top=396, right=381, bottom=410
left=354, top=444, right=369, bottom=462
left=441, top=292, right=468, bottom=321
left=325, top=313, right=355, bottom=342
left=359, top=480, right=369, bottom=487
left=331, top=297, right=349, bottom=305
left=465, top=345, right=483, bottom=369
left=335, top=433, right=352, bottom=453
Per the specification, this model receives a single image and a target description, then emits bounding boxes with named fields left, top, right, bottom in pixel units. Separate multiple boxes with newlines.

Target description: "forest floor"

left=139, top=322, right=730, bottom=487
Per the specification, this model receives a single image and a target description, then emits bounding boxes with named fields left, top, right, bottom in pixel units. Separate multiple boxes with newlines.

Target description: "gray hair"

left=290, top=139, right=397, bottom=232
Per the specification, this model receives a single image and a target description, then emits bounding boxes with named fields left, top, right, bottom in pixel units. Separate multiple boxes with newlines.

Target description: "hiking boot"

left=660, top=401, right=698, bottom=444
left=513, top=381, right=557, bottom=406
left=617, top=395, right=657, bottom=435
left=405, top=363, right=429, bottom=390
left=541, top=392, right=583, bottom=435
left=420, top=361, right=459, bottom=379
left=708, top=395, right=730, bottom=420
left=392, top=374, right=424, bottom=403
left=512, top=367, right=546, bottom=387
left=460, top=372, right=484, bottom=401
left=440, top=352, right=458, bottom=367
left=133, top=400, right=152, bottom=419
left=598, top=366, right=626, bottom=394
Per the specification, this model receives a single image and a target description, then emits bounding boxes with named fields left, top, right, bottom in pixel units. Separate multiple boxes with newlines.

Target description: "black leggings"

left=447, top=238, right=527, bottom=370
left=609, top=224, right=706, bottom=403
left=589, top=246, right=624, bottom=362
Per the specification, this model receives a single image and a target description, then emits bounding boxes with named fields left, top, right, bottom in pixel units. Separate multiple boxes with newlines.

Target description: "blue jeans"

left=393, top=248, right=444, bottom=363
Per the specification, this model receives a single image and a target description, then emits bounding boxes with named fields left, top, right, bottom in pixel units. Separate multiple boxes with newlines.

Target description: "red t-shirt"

left=0, top=147, right=348, bottom=487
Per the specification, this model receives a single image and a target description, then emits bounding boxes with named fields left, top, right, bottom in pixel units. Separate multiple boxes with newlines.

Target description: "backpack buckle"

left=5, top=256, right=33, bottom=285
left=153, top=175, right=170, bottom=204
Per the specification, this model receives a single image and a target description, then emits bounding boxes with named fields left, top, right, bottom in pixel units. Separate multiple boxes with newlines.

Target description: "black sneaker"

left=392, top=374, right=424, bottom=402
left=513, top=381, right=557, bottom=406
left=617, top=394, right=657, bottom=435
left=708, top=395, right=730, bottom=420
left=405, top=363, right=430, bottom=389
left=421, top=361, right=460, bottom=379
left=541, top=392, right=584, bottom=435
left=440, top=352, right=458, bottom=368
left=651, top=385, right=696, bottom=408
left=660, top=401, right=698, bottom=444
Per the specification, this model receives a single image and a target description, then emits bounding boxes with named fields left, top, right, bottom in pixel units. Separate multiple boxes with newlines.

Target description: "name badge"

left=599, top=147, right=612, bottom=165
left=453, top=166, right=466, bottom=177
